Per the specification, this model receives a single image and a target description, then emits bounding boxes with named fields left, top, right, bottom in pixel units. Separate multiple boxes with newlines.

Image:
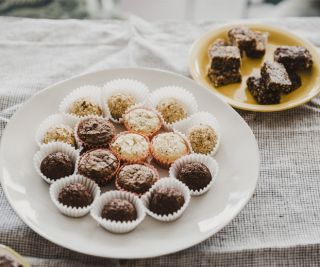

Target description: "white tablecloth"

left=1, top=16, right=320, bottom=266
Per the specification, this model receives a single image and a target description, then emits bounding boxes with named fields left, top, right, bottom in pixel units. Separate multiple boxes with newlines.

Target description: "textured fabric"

left=1, top=16, right=320, bottom=266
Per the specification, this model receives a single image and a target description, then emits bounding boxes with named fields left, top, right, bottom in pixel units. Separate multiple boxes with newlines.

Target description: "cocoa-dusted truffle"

left=116, top=164, right=158, bottom=195
left=149, top=187, right=185, bottom=215
left=107, top=93, right=136, bottom=120
left=58, top=182, right=93, bottom=208
left=43, top=126, right=75, bottom=147
left=69, top=97, right=103, bottom=117
left=77, top=117, right=115, bottom=148
left=0, top=254, right=23, bottom=267
left=177, top=162, right=212, bottom=191
left=40, top=152, right=74, bottom=181
left=156, top=97, right=187, bottom=124
left=101, top=199, right=137, bottom=222
left=77, top=149, right=119, bottom=186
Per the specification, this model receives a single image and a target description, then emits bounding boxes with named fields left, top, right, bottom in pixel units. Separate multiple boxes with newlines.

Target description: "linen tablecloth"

left=1, top=16, right=320, bottom=266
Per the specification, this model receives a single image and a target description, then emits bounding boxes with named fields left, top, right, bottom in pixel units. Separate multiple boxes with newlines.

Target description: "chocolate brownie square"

left=209, top=38, right=227, bottom=52
left=274, top=46, right=313, bottom=71
left=246, top=31, right=268, bottom=58
left=261, top=61, right=292, bottom=92
left=208, top=68, right=242, bottom=87
left=228, top=27, right=256, bottom=53
left=247, top=76, right=280, bottom=104
left=209, top=45, right=241, bottom=72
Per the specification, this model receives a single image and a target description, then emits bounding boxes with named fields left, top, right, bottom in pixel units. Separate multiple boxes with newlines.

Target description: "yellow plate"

left=188, top=23, right=320, bottom=112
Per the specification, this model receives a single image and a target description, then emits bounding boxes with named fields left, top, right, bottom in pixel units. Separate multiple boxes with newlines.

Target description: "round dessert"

left=123, top=107, right=162, bottom=137
left=58, top=182, right=93, bottom=208
left=116, top=163, right=158, bottom=195
left=40, top=152, right=74, bottom=181
left=76, top=117, right=115, bottom=148
left=151, top=132, right=189, bottom=167
left=110, top=132, right=150, bottom=163
left=177, top=162, right=212, bottom=191
left=69, top=97, right=103, bottom=117
left=101, top=198, right=137, bottom=222
left=156, top=97, right=187, bottom=124
left=43, top=126, right=76, bottom=147
left=77, top=149, right=119, bottom=186
left=107, top=93, right=135, bottom=120
left=187, top=124, right=218, bottom=154
left=149, top=187, right=185, bottom=215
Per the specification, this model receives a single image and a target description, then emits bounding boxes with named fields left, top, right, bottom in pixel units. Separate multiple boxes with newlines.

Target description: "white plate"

left=0, top=68, right=259, bottom=259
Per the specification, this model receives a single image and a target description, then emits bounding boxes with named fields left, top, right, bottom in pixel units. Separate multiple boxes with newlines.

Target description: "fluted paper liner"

left=172, top=111, right=221, bottom=156
left=35, top=113, right=76, bottom=148
left=90, top=190, right=146, bottom=233
left=59, top=85, right=106, bottom=125
left=169, top=153, right=219, bottom=196
left=148, top=86, right=198, bottom=130
left=49, top=174, right=101, bottom=217
left=102, top=79, right=149, bottom=123
left=141, top=177, right=191, bottom=222
left=34, top=142, right=80, bottom=184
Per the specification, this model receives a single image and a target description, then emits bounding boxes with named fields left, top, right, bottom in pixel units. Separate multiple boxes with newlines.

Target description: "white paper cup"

left=169, top=153, right=219, bottom=196
left=33, top=142, right=80, bottom=184
left=90, top=190, right=146, bottom=233
left=172, top=111, right=221, bottom=156
left=148, top=86, right=198, bottom=130
left=35, top=113, right=76, bottom=148
left=59, top=85, right=105, bottom=125
left=141, top=177, right=191, bottom=222
left=49, top=174, right=101, bottom=217
left=102, top=79, right=149, bottom=123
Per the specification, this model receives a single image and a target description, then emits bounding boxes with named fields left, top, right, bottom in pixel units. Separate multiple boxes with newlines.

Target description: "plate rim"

left=0, top=67, right=260, bottom=259
left=188, top=22, right=320, bottom=112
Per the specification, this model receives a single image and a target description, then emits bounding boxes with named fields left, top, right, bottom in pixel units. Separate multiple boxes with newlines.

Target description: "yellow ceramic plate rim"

left=188, top=22, right=320, bottom=112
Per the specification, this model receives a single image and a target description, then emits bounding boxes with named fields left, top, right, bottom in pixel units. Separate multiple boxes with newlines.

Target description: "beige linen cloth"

left=1, top=16, right=320, bottom=266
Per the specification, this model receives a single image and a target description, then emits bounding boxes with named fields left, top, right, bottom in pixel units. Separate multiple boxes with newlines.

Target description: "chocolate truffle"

left=110, top=132, right=150, bottom=163
left=40, top=152, right=74, bottom=181
left=0, top=254, right=23, bottom=267
left=77, top=117, right=115, bottom=148
left=187, top=124, right=218, bottom=155
left=107, top=93, right=136, bottom=120
left=149, top=187, right=185, bottom=215
left=123, top=108, right=162, bottom=137
left=151, top=132, right=189, bottom=167
left=77, top=149, right=119, bottom=186
left=101, top=199, right=137, bottom=222
left=178, top=162, right=212, bottom=191
left=69, top=97, right=103, bottom=117
left=156, top=98, right=187, bottom=124
left=117, top=164, right=158, bottom=194
left=43, top=126, right=76, bottom=147
left=58, top=182, right=93, bottom=208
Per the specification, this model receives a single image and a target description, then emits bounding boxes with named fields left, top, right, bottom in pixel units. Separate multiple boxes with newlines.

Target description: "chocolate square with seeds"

left=209, top=46, right=241, bottom=73
left=208, top=68, right=242, bottom=87
left=246, top=31, right=268, bottom=58
left=261, top=61, right=292, bottom=92
left=274, top=46, right=313, bottom=71
left=228, top=26, right=256, bottom=53
left=247, top=76, right=280, bottom=105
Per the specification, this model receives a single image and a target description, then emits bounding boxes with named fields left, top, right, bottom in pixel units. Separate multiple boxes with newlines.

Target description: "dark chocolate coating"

left=117, top=164, right=157, bottom=194
left=261, top=61, right=292, bottom=92
left=40, top=152, right=74, bottom=181
left=0, top=255, right=23, bottom=267
left=78, top=149, right=119, bottom=186
left=149, top=187, right=185, bottom=215
left=274, top=46, right=313, bottom=71
left=58, top=182, right=93, bottom=208
left=77, top=117, right=115, bottom=147
left=247, top=75, right=280, bottom=105
left=101, top=199, right=137, bottom=222
left=177, top=162, right=212, bottom=191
